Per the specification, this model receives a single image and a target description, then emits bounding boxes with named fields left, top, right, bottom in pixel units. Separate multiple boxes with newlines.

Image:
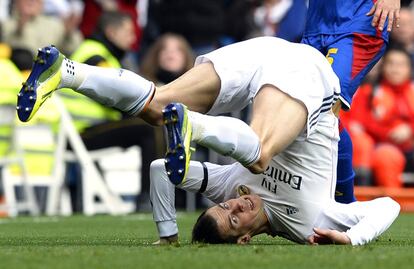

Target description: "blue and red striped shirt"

left=303, top=0, right=389, bottom=40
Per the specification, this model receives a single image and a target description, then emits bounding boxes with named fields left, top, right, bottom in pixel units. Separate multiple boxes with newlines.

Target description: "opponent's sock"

left=189, top=111, right=261, bottom=166
left=59, top=58, right=154, bottom=115
left=335, top=175, right=356, bottom=204
left=336, top=126, right=357, bottom=204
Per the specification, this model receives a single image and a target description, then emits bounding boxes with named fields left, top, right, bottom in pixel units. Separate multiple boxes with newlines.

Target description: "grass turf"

left=0, top=213, right=413, bottom=269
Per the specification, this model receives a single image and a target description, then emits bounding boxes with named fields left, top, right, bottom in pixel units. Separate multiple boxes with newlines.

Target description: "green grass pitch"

left=1, top=213, right=413, bottom=269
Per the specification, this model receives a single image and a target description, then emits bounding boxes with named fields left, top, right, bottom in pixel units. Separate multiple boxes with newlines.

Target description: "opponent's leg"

left=326, top=34, right=386, bottom=203
left=336, top=127, right=357, bottom=203
left=327, top=34, right=386, bottom=108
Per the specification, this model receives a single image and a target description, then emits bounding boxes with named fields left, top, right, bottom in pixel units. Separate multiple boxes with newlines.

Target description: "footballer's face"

left=106, top=18, right=136, bottom=51
left=206, top=194, right=267, bottom=244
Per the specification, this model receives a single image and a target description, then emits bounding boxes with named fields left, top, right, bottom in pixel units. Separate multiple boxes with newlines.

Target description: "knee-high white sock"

left=189, top=111, right=261, bottom=166
left=59, top=58, right=154, bottom=115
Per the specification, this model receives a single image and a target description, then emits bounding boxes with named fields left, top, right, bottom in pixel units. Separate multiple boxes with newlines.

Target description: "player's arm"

left=367, top=0, right=401, bottom=32
left=150, top=159, right=232, bottom=244
left=307, top=228, right=351, bottom=245
left=150, top=159, right=205, bottom=244
left=308, top=197, right=400, bottom=245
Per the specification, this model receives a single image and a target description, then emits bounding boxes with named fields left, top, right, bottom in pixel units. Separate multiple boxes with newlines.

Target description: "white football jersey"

left=150, top=37, right=399, bottom=245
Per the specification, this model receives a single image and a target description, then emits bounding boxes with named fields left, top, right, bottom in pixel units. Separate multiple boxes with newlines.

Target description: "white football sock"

left=189, top=111, right=261, bottom=167
left=59, top=58, right=154, bottom=115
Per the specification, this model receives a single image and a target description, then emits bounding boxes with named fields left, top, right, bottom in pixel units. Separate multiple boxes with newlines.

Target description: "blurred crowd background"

left=1, top=0, right=414, bottom=215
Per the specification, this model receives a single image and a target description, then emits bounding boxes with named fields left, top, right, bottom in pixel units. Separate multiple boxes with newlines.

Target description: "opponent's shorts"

left=301, top=33, right=387, bottom=108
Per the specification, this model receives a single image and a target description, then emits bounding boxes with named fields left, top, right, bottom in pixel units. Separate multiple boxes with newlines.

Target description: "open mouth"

left=245, top=197, right=254, bottom=210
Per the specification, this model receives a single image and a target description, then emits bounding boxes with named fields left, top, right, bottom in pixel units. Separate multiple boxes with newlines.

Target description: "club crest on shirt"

left=237, top=185, right=251, bottom=196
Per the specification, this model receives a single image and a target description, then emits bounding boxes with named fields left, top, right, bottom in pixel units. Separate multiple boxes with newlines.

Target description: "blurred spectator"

left=143, top=0, right=227, bottom=55
left=360, top=58, right=384, bottom=86
left=390, top=7, right=414, bottom=76
left=61, top=11, right=134, bottom=135
left=43, top=0, right=84, bottom=18
left=62, top=11, right=160, bottom=212
left=0, top=0, right=11, bottom=22
left=43, top=0, right=84, bottom=51
left=221, top=0, right=257, bottom=44
left=403, top=0, right=414, bottom=6
left=79, top=0, right=142, bottom=51
left=139, top=33, right=195, bottom=209
left=9, top=47, right=33, bottom=78
left=1, top=0, right=82, bottom=55
left=0, top=42, right=23, bottom=151
left=140, top=33, right=194, bottom=84
left=341, top=46, right=414, bottom=188
left=0, top=28, right=26, bottom=207
left=253, top=0, right=307, bottom=42
left=254, top=0, right=292, bottom=36
left=71, top=10, right=136, bottom=69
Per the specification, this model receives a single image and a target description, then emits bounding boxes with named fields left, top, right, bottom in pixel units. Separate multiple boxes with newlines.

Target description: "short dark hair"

left=192, top=210, right=238, bottom=244
left=97, top=11, right=131, bottom=33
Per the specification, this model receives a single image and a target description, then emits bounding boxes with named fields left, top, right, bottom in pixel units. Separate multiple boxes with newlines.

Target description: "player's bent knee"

left=384, top=197, right=401, bottom=214
left=140, top=104, right=165, bottom=127
left=247, top=154, right=271, bottom=174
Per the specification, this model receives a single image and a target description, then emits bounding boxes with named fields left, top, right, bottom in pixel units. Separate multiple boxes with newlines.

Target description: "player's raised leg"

left=163, top=101, right=264, bottom=185
left=163, top=103, right=193, bottom=185
left=17, top=46, right=64, bottom=122
left=248, top=86, right=308, bottom=173
left=17, top=46, right=221, bottom=126
left=140, top=62, right=220, bottom=126
left=17, top=45, right=155, bottom=122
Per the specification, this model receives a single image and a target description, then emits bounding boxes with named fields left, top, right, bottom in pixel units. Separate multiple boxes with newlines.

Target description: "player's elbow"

left=388, top=197, right=401, bottom=216
left=150, top=158, right=165, bottom=171
left=382, top=197, right=401, bottom=219
left=248, top=162, right=267, bottom=174
left=247, top=153, right=271, bottom=174
left=150, top=159, right=169, bottom=183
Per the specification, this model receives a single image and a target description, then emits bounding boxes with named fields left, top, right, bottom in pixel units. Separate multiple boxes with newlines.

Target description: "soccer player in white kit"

left=17, top=37, right=400, bottom=245
left=148, top=37, right=400, bottom=245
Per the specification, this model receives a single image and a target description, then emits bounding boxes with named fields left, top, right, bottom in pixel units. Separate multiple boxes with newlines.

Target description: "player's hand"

left=307, top=228, right=351, bottom=245
left=152, top=234, right=179, bottom=246
left=367, top=0, right=401, bottom=32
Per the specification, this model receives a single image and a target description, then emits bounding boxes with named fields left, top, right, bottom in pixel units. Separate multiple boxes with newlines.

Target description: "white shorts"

left=195, top=37, right=340, bottom=136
